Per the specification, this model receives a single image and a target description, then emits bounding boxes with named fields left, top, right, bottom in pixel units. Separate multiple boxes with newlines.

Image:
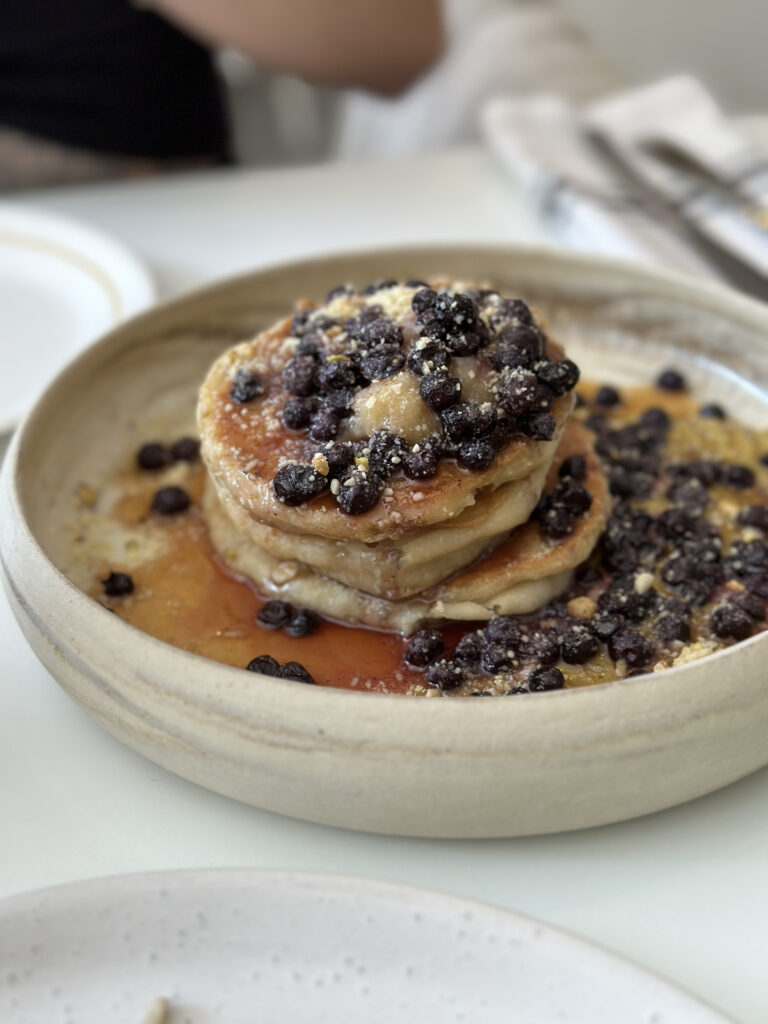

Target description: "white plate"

left=0, top=869, right=729, bottom=1023
left=0, top=203, right=155, bottom=432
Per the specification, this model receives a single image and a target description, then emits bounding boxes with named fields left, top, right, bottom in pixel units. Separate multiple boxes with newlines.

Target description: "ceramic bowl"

left=3, top=245, right=768, bottom=838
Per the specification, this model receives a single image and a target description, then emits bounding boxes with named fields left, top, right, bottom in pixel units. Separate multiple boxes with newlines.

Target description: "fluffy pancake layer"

left=205, top=420, right=609, bottom=633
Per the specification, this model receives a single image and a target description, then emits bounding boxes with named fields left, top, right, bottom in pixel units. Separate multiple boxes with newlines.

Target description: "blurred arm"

left=149, top=0, right=445, bottom=94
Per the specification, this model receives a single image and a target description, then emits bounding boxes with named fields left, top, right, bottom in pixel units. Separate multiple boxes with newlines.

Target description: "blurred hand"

left=149, top=0, right=445, bottom=94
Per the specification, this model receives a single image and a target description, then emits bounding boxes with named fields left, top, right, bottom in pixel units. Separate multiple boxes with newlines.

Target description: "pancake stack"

left=198, top=281, right=609, bottom=632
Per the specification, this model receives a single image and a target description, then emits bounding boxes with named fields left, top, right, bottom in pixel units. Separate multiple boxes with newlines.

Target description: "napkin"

left=482, top=92, right=721, bottom=279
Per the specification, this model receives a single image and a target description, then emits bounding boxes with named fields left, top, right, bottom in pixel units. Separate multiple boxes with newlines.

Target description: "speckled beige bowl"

left=3, top=245, right=768, bottom=838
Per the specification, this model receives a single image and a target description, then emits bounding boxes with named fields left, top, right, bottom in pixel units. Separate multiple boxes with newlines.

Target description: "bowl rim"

left=4, top=240, right=768, bottom=716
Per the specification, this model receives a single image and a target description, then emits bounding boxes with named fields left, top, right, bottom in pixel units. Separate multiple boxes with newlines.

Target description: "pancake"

left=206, top=452, right=551, bottom=600
left=205, top=420, right=609, bottom=633
left=198, top=281, right=578, bottom=544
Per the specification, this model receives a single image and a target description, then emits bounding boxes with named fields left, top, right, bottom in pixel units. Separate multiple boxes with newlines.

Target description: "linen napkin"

left=586, top=76, right=768, bottom=281
left=482, top=92, right=721, bottom=279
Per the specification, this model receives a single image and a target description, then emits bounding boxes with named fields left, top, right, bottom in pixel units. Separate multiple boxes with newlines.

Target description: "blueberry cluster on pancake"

left=198, top=280, right=603, bottom=631
left=198, top=281, right=578, bottom=542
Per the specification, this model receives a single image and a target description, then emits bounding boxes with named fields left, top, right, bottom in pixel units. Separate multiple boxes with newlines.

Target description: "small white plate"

left=0, top=203, right=155, bottom=432
left=0, top=869, right=729, bottom=1023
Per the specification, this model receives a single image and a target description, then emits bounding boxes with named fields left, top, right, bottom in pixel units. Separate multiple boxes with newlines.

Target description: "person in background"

left=0, top=0, right=444, bottom=191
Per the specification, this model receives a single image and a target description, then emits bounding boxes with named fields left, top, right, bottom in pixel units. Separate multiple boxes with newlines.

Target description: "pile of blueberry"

left=256, top=599, right=320, bottom=638
left=534, top=453, right=593, bottom=538
left=135, top=435, right=198, bottom=516
left=583, top=376, right=767, bottom=649
left=403, top=616, right=574, bottom=694
left=229, top=282, right=581, bottom=516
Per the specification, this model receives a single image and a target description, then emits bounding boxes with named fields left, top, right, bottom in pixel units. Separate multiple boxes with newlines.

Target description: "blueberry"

left=730, top=592, right=765, bottom=621
left=551, top=478, right=592, bottom=515
left=257, top=600, right=292, bottom=630
left=336, top=469, right=383, bottom=515
left=440, top=402, right=483, bottom=444
left=296, top=336, right=321, bottom=358
left=170, top=436, right=200, bottom=462
left=738, top=506, right=768, bottom=531
left=491, top=325, right=546, bottom=371
left=412, top=288, right=437, bottom=315
left=282, top=397, right=315, bottom=430
left=404, top=629, right=444, bottom=667
left=590, top=615, right=622, bottom=642
left=656, top=368, right=686, bottom=392
left=406, top=340, right=450, bottom=376
left=445, top=328, right=487, bottom=358
left=360, top=317, right=402, bottom=351
left=481, top=643, right=516, bottom=674
left=282, top=355, right=317, bottom=397
left=359, top=351, right=405, bottom=382
left=291, top=307, right=314, bottom=336
left=535, top=359, right=580, bottom=396
left=496, top=367, right=552, bottom=417
left=489, top=297, right=534, bottom=330
left=608, top=628, right=654, bottom=668
left=485, top=616, right=522, bottom=647
left=655, top=614, right=690, bottom=643
left=230, top=368, right=265, bottom=403
left=518, top=631, right=560, bottom=666
left=561, top=629, right=599, bottom=664
left=325, top=283, right=354, bottom=302
left=277, top=661, right=316, bottom=684
left=285, top=609, right=321, bottom=637
left=323, top=388, right=355, bottom=418
left=720, top=464, right=755, bottom=490
left=594, top=384, right=621, bottom=407
left=318, top=358, right=357, bottom=392
left=151, top=486, right=191, bottom=516
left=102, top=571, right=134, bottom=597
left=308, top=409, right=341, bottom=442
left=584, top=413, right=608, bottom=434
left=539, top=505, right=575, bottom=538
left=419, top=369, right=462, bottom=411
left=366, top=431, right=408, bottom=478
left=322, top=442, right=355, bottom=480
left=656, top=507, right=699, bottom=539
left=137, top=442, right=171, bottom=471
left=273, top=463, right=327, bottom=506
left=433, top=291, right=478, bottom=334
left=426, top=659, right=465, bottom=691
left=523, top=413, right=557, bottom=441
left=458, top=440, right=495, bottom=471
left=362, top=278, right=398, bottom=295
left=640, top=406, right=671, bottom=432
left=403, top=443, right=440, bottom=480
left=489, top=339, right=535, bottom=372
left=666, top=477, right=710, bottom=510
left=699, top=403, right=726, bottom=419
left=246, top=655, right=280, bottom=675
left=559, top=454, right=587, bottom=480
left=528, top=667, right=565, bottom=691
left=454, top=631, right=485, bottom=669
left=711, top=604, right=753, bottom=641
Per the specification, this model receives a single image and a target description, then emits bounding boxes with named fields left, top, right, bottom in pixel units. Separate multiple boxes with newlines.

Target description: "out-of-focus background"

left=225, top=0, right=768, bottom=167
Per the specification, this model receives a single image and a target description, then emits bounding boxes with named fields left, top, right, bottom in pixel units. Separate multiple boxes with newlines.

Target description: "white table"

left=2, top=147, right=767, bottom=1022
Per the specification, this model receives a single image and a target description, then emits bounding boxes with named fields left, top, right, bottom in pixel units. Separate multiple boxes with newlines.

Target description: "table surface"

left=2, top=146, right=767, bottom=1023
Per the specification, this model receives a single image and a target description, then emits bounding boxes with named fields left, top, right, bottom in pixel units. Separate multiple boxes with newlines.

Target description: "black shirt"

left=0, top=0, right=230, bottom=161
